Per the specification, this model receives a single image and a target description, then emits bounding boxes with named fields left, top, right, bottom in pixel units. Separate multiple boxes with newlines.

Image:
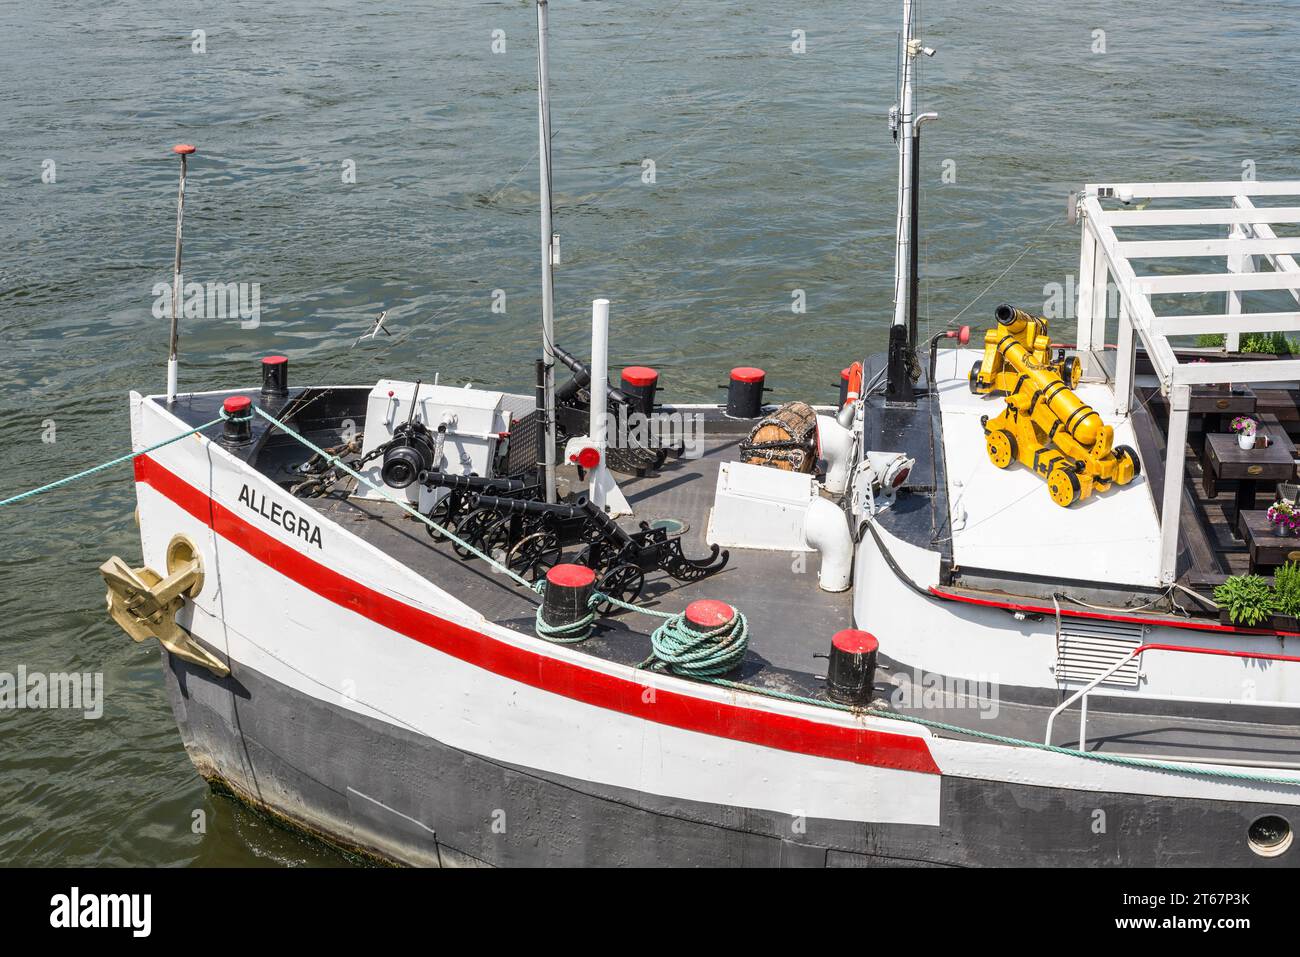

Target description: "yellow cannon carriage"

left=969, top=304, right=1140, bottom=507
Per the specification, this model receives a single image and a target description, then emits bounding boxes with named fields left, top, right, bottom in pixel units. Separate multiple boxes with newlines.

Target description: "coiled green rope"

left=0, top=416, right=224, bottom=507
left=645, top=604, right=748, bottom=677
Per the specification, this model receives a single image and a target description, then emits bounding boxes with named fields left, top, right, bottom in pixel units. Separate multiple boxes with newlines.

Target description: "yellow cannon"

left=969, top=304, right=1140, bottom=507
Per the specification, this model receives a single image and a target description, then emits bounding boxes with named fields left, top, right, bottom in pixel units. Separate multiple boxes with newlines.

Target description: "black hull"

left=161, top=651, right=1299, bottom=867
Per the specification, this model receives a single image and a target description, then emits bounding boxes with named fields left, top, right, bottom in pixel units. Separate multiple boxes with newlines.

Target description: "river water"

left=2, top=0, right=1297, bottom=865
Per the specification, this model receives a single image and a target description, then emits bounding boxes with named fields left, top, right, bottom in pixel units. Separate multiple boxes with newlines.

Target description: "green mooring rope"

left=253, top=405, right=1300, bottom=790
left=0, top=416, right=225, bottom=507
left=644, top=604, right=748, bottom=677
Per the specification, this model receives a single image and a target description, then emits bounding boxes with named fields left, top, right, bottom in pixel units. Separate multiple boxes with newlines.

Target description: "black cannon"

left=417, top=470, right=541, bottom=547
left=466, top=493, right=729, bottom=611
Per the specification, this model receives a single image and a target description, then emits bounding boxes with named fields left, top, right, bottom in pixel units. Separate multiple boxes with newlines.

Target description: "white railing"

left=1074, top=181, right=1300, bottom=584
left=1045, top=642, right=1300, bottom=750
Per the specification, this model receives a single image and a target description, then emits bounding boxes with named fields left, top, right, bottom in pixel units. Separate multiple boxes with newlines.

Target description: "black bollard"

left=826, top=629, right=878, bottom=705
left=726, top=367, right=766, bottom=418
left=620, top=366, right=659, bottom=418
left=542, top=564, right=597, bottom=628
left=222, top=395, right=253, bottom=446
left=261, top=355, right=289, bottom=398
left=684, top=599, right=734, bottom=633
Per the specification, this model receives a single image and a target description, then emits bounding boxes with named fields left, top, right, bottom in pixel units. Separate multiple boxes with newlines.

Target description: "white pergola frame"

left=1075, top=181, right=1300, bottom=585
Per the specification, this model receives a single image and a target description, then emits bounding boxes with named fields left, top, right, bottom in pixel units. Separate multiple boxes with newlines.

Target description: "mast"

left=536, top=0, right=558, bottom=502
left=167, top=143, right=196, bottom=404
left=884, top=0, right=935, bottom=402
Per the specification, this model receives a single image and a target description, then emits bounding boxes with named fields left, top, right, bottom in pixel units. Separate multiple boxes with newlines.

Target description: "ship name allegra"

left=238, top=484, right=323, bottom=548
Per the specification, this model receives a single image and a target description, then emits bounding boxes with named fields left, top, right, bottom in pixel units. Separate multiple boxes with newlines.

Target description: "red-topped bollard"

left=666, top=599, right=746, bottom=676
left=839, top=367, right=853, bottom=406
left=826, top=629, right=878, bottom=705
left=542, top=564, right=597, bottom=631
left=222, top=395, right=253, bottom=446
left=726, top=367, right=766, bottom=419
left=261, top=355, right=289, bottom=398
left=620, top=366, right=659, bottom=417
left=684, top=599, right=734, bottom=632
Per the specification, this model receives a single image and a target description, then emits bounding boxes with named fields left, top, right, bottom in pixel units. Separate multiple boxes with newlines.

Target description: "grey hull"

left=161, top=651, right=1300, bottom=867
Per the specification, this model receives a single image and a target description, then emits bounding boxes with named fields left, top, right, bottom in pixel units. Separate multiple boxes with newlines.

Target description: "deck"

left=302, top=407, right=857, bottom=697
left=936, top=348, right=1163, bottom=589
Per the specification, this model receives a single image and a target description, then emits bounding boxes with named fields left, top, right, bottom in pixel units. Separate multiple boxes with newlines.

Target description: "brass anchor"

left=100, top=534, right=230, bottom=677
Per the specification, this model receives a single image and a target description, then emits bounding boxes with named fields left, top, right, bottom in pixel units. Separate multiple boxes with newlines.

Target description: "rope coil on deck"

left=644, top=605, right=748, bottom=677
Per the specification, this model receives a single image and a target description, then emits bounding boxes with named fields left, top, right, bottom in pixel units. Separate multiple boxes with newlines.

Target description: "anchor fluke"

left=99, top=536, right=229, bottom=677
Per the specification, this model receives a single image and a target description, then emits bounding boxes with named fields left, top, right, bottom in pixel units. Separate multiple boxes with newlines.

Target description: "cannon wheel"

left=451, top=510, right=498, bottom=559
left=968, top=359, right=984, bottom=394
left=985, top=429, right=1017, bottom=469
left=1046, top=466, right=1082, bottom=508
left=593, top=564, right=645, bottom=616
left=1061, top=356, right=1082, bottom=389
left=424, top=494, right=456, bottom=541
left=507, top=530, right=562, bottom=583
left=1114, top=444, right=1141, bottom=480
left=477, top=518, right=514, bottom=567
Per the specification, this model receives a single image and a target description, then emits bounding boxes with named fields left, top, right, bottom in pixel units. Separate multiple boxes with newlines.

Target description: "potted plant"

left=1268, top=500, right=1300, bottom=537
left=1214, top=574, right=1275, bottom=627
left=1274, top=562, right=1300, bottom=629
left=1215, top=564, right=1300, bottom=630
left=1231, top=415, right=1258, bottom=449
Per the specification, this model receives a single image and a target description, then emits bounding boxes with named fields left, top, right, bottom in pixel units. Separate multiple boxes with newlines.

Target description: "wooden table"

left=1188, top=385, right=1256, bottom=452
left=1238, top=509, right=1300, bottom=574
left=1203, top=424, right=1296, bottom=530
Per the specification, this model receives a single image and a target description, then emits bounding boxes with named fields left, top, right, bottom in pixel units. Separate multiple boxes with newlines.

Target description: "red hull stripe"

left=135, top=455, right=939, bottom=775
left=929, top=586, right=1300, bottom=639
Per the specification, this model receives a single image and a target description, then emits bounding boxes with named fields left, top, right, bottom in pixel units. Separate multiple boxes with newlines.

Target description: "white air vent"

left=1054, top=618, right=1144, bottom=688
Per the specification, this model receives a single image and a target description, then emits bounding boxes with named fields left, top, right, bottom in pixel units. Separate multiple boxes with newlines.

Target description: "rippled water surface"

left=2, top=0, right=1298, bottom=865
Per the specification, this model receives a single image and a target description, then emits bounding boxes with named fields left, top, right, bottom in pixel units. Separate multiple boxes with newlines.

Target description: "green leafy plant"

left=1241, top=331, right=1300, bottom=356
left=1214, top=574, right=1276, bottom=626
left=1273, top=562, right=1300, bottom=618
left=1194, top=331, right=1299, bottom=354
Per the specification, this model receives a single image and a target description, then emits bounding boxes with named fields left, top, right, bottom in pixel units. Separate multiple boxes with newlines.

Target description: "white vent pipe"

left=805, top=495, right=853, bottom=592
